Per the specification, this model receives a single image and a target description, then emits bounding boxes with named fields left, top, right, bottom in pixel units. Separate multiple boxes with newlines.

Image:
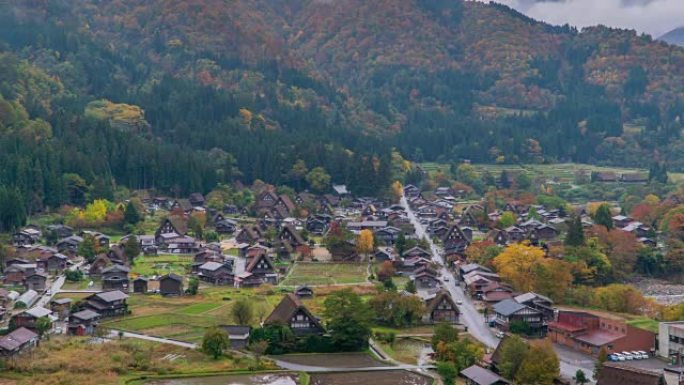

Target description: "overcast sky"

left=483, top=0, right=684, bottom=38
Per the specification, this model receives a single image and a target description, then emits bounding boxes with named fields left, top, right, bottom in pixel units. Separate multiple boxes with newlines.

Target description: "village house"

left=84, top=290, right=129, bottom=318
left=595, top=362, right=664, bottom=385
left=402, top=246, right=432, bottom=259
left=50, top=298, right=72, bottom=320
left=220, top=325, right=252, bottom=349
left=24, top=272, right=48, bottom=292
left=159, top=274, right=184, bottom=296
left=15, top=290, right=38, bottom=308
left=68, top=309, right=101, bottom=336
left=189, top=192, right=206, bottom=207
left=101, top=264, right=131, bottom=292
left=460, top=365, right=510, bottom=385
left=133, top=277, right=148, bottom=293
left=36, top=253, right=68, bottom=274
left=47, top=224, right=73, bottom=239
left=4, top=263, right=37, bottom=286
left=236, top=226, right=263, bottom=245
left=549, top=310, right=655, bottom=356
left=12, top=228, right=41, bottom=246
left=423, top=290, right=459, bottom=324
left=265, top=294, right=325, bottom=336
left=245, top=254, right=277, bottom=284
left=375, top=247, right=398, bottom=262
left=171, top=198, right=193, bottom=213
left=514, top=292, right=555, bottom=321
left=480, top=282, right=515, bottom=304
left=492, top=299, right=545, bottom=337
left=12, top=306, right=55, bottom=331
left=57, top=235, right=83, bottom=254
left=279, top=225, right=306, bottom=248
left=197, top=261, right=235, bottom=286
left=0, top=327, right=39, bottom=357
left=295, top=285, right=314, bottom=299
left=412, top=266, right=441, bottom=289
left=215, top=218, right=238, bottom=234
left=374, top=226, right=402, bottom=246
left=459, top=263, right=492, bottom=281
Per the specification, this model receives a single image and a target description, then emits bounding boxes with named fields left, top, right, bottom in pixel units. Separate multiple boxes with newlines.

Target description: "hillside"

left=660, top=27, right=684, bottom=47
left=0, top=0, right=682, bottom=214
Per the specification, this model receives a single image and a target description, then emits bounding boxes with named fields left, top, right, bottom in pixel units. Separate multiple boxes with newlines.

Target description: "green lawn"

left=178, top=302, right=223, bottom=315
left=279, top=262, right=369, bottom=287
left=131, top=254, right=193, bottom=276
left=627, top=318, right=659, bottom=333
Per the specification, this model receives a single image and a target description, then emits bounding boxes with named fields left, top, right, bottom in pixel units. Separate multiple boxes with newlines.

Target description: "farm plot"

left=279, top=262, right=369, bottom=287
left=131, top=254, right=193, bottom=276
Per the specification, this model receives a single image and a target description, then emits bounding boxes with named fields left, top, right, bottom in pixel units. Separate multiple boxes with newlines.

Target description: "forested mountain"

left=660, top=27, right=684, bottom=47
left=0, top=0, right=682, bottom=218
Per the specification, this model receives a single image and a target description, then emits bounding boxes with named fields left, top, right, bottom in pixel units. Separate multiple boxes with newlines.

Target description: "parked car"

left=610, top=353, right=626, bottom=361
left=495, top=331, right=505, bottom=338
left=637, top=351, right=649, bottom=359
left=621, top=352, right=634, bottom=360
left=632, top=351, right=648, bottom=359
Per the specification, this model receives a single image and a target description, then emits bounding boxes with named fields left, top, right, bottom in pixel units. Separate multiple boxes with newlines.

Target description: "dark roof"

left=71, top=309, right=100, bottom=321
left=596, top=362, right=664, bottom=385
left=246, top=254, right=274, bottom=272
left=0, top=327, right=38, bottom=351
left=460, top=365, right=509, bottom=385
left=220, top=325, right=252, bottom=337
left=279, top=194, right=296, bottom=212
left=93, top=290, right=129, bottom=303
left=160, top=273, right=183, bottom=282
left=264, top=294, right=324, bottom=330
left=425, top=290, right=459, bottom=315
left=102, top=264, right=131, bottom=274
left=493, top=299, right=527, bottom=316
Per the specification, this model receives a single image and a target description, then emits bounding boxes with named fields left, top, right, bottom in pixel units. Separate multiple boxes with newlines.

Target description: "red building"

left=549, top=310, right=655, bottom=356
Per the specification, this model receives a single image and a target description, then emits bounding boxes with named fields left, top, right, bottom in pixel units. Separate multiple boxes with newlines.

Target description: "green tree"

left=187, top=277, right=199, bottom=295
left=124, top=235, right=141, bottom=261
left=498, top=211, right=516, bottom=228
left=594, top=347, right=608, bottom=380
left=231, top=298, right=254, bottom=325
left=249, top=340, right=269, bottom=369
left=188, top=215, right=203, bottom=239
left=404, top=279, right=417, bottom=294
left=593, top=204, right=613, bottom=230
left=565, top=216, right=585, bottom=247
left=437, top=361, right=458, bottom=385
left=574, top=369, right=589, bottom=385
left=396, top=233, right=407, bottom=255
left=323, top=289, right=372, bottom=351
left=201, top=327, right=230, bottom=359
left=124, top=201, right=141, bottom=224
left=35, top=316, right=52, bottom=340
left=78, top=234, right=98, bottom=263
left=306, top=167, right=331, bottom=193
left=432, top=323, right=459, bottom=350
left=498, top=335, right=529, bottom=380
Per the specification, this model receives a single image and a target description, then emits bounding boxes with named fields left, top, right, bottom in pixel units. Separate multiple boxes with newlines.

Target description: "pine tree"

left=593, top=204, right=613, bottom=230
left=565, top=216, right=585, bottom=247
left=124, top=201, right=141, bottom=225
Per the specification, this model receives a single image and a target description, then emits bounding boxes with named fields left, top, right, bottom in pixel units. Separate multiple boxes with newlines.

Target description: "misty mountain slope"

left=660, top=27, right=684, bottom=47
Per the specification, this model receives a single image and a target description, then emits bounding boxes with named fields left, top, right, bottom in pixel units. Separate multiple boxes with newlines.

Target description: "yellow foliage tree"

left=239, top=108, right=253, bottom=126
left=492, top=243, right=572, bottom=300
left=357, top=229, right=374, bottom=257
left=391, top=181, right=403, bottom=203
left=515, top=340, right=559, bottom=385
left=83, top=199, right=109, bottom=223
left=644, top=194, right=660, bottom=205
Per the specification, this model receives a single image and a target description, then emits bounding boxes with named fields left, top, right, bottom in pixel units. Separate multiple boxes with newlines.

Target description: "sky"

left=483, top=0, right=684, bottom=38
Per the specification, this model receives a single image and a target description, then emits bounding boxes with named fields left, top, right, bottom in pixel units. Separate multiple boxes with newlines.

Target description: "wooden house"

left=423, top=290, right=459, bottom=324
left=198, top=262, right=234, bottom=285
left=0, top=327, right=38, bottom=357
left=245, top=254, right=277, bottom=284
left=159, top=274, right=184, bottom=296
left=133, top=277, right=148, bottom=293
left=101, top=264, right=130, bottom=292
left=492, top=299, right=545, bottom=337
left=460, top=365, right=509, bottom=385
left=68, top=309, right=101, bottom=336
left=85, top=291, right=129, bottom=318
left=265, top=294, right=325, bottom=336
left=295, top=285, right=314, bottom=299
left=24, top=273, right=48, bottom=292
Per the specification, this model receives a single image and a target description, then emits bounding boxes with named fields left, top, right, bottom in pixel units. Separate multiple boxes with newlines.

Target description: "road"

left=400, top=196, right=596, bottom=383
left=108, top=329, right=198, bottom=349
left=35, top=275, right=66, bottom=308
left=271, top=358, right=435, bottom=373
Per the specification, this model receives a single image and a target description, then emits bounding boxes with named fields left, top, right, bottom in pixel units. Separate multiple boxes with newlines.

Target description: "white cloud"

left=480, top=0, right=684, bottom=37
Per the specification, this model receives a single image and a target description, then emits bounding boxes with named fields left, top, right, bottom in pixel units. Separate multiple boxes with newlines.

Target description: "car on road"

left=456, top=299, right=463, bottom=306
left=631, top=351, right=647, bottom=360
left=621, top=352, right=634, bottom=360
left=636, top=351, right=649, bottom=359
left=495, top=331, right=505, bottom=338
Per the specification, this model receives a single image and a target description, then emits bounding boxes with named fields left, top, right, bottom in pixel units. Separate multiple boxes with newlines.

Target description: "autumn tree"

left=377, top=261, right=396, bottom=281
left=592, top=225, right=639, bottom=280
left=492, top=243, right=572, bottom=300
left=369, top=291, right=424, bottom=327
left=432, top=323, right=459, bottom=350
left=515, top=340, right=559, bottom=385
left=390, top=180, right=403, bottom=203
left=465, top=240, right=501, bottom=267
left=591, top=284, right=650, bottom=315
left=356, top=229, right=374, bottom=259
left=593, top=204, right=614, bottom=230
left=594, top=347, right=608, bottom=380
left=498, top=335, right=529, bottom=380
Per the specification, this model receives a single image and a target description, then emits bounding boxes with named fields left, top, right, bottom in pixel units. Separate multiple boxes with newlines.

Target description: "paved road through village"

left=400, top=196, right=596, bottom=383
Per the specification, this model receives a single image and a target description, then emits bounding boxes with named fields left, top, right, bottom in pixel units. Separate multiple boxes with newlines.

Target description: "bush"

left=65, top=269, right=84, bottom=282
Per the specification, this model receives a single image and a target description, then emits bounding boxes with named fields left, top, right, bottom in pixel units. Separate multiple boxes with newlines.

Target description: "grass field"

left=131, top=254, right=193, bottom=277
left=378, top=338, right=430, bottom=365
left=279, top=262, right=369, bottom=287
left=626, top=317, right=659, bottom=333
left=102, top=284, right=381, bottom=343
left=420, top=162, right=684, bottom=183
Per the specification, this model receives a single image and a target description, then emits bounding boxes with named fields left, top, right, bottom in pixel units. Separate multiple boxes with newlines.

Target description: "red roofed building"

left=548, top=310, right=655, bottom=356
